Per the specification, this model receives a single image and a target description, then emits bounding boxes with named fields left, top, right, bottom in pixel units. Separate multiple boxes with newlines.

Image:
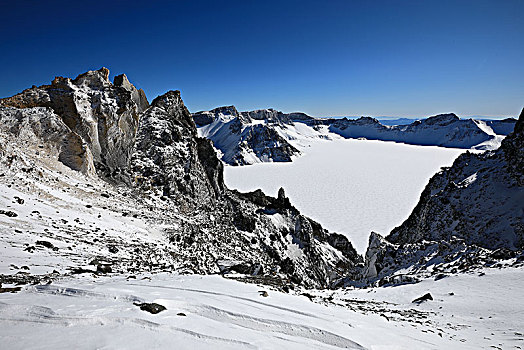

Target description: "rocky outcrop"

left=0, top=68, right=148, bottom=177
left=0, top=107, right=95, bottom=175
left=114, top=74, right=149, bottom=113
left=131, top=90, right=224, bottom=207
left=387, top=109, right=523, bottom=250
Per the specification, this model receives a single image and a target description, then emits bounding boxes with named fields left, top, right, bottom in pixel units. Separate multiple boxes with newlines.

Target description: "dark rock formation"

left=132, top=90, right=222, bottom=207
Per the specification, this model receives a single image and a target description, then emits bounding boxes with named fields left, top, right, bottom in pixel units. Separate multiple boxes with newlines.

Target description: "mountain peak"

left=424, top=113, right=459, bottom=125
left=70, top=67, right=111, bottom=89
left=210, top=105, right=240, bottom=116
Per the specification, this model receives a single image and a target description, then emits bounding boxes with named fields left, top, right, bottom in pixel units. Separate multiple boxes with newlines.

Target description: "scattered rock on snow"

left=412, top=293, right=433, bottom=304
left=0, top=209, right=17, bottom=217
left=134, top=302, right=166, bottom=314
left=96, top=264, right=112, bottom=274
left=35, top=240, right=54, bottom=249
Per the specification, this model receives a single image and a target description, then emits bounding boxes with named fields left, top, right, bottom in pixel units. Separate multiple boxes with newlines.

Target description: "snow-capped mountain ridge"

left=194, top=107, right=517, bottom=165
left=0, top=68, right=362, bottom=289
left=1, top=68, right=523, bottom=349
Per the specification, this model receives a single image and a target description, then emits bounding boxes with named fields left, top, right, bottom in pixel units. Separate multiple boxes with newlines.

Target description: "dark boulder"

left=412, top=293, right=433, bottom=304
left=135, top=302, right=166, bottom=314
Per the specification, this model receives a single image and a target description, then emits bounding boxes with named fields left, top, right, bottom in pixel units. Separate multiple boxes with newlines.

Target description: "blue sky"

left=1, top=0, right=522, bottom=117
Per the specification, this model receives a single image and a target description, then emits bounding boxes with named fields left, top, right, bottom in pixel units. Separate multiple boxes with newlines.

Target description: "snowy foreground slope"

left=0, top=69, right=523, bottom=349
left=193, top=106, right=516, bottom=165
left=1, top=269, right=524, bottom=350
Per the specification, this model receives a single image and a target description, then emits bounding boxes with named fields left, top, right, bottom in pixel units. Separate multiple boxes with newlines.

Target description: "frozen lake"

left=224, top=139, right=466, bottom=253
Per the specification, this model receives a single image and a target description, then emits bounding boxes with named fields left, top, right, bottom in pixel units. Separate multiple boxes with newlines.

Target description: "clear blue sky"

left=1, top=0, right=522, bottom=117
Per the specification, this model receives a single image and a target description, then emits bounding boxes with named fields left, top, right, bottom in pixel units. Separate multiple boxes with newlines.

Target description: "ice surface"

left=224, top=138, right=466, bottom=253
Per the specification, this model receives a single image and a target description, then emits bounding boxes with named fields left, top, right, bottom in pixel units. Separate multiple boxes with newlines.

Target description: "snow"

left=1, top=269, right=523, bottom=349
left=224, top=139, right=466, bottom=254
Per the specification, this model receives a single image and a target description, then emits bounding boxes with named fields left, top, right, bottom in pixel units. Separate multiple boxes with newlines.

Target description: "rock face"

left=0, top=68, right=362, bottom=289
left=194, top=107, right=517, bottom=166
left=132, top=90, right=224, bottom=207
left=0, top=107, right=96, bottom=175
left=114, top=74, right=149, bottom=113
left=0, top=68, right=147, bottom=177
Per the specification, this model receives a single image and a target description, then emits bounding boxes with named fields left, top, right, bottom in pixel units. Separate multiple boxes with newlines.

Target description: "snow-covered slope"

left=330, top=114, right=495, bottom=148
left=194, top=107, right=516, bottom=166
left=387, top=109, right=524, bottom=250
left=361, top=108, right=524, bottom=287
left=1, top=266, right=523, bottom=349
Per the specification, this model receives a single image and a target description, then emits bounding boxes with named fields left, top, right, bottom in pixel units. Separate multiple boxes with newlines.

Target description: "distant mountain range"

left=193, top=107, right=517, bottom=166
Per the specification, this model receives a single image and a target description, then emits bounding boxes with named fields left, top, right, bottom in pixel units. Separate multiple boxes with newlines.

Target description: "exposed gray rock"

left=114, top=73, right=149, bottom=113
left=0, top=107, right=95, bottom=175
left=0, top=68, right=143, bottom=177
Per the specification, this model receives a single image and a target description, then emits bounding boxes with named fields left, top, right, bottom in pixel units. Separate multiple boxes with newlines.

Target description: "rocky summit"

left=0, top=68, right=362, bottom=289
